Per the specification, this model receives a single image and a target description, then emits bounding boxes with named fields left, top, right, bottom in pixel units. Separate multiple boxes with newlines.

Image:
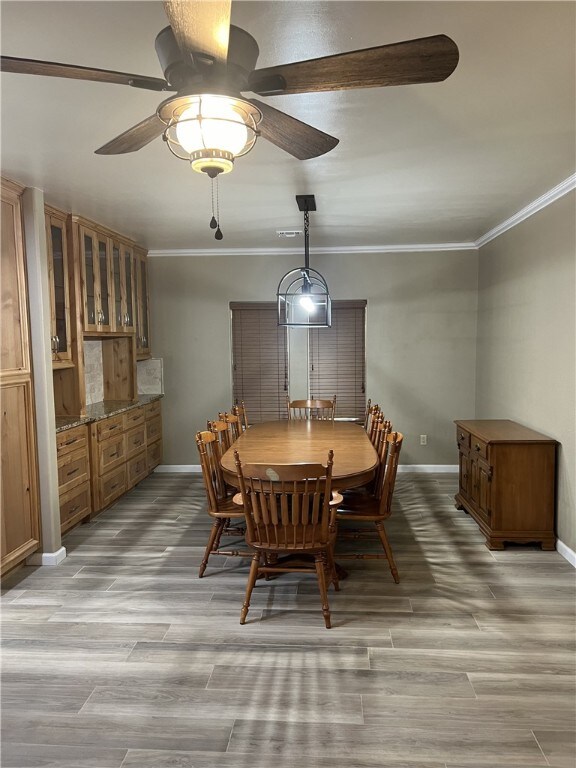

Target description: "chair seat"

left=337, top=490, right=380, bottom=520
left=210, top=495, right=246, bottom=519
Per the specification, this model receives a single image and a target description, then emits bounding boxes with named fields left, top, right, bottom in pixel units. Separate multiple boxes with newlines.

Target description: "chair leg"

left=375, top=521, right=400, bottom=583
left=240, top=553, right=260, bottom=625
left=199, top=519, right=225, bottom=578
left=326, top=546, right=340, bottom=591
left=314, top=553, right=332, bottom=629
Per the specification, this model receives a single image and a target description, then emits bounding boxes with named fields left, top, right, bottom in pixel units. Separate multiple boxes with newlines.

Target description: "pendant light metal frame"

left=277, top=195, right=331, bottom=328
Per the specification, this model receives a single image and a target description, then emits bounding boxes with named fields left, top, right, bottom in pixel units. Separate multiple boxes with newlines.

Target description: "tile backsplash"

left=84, top=342, right=163, bottom=403
left=84, top=340, right=104, bottom=405
left=137, top=358, right=164, bottom=395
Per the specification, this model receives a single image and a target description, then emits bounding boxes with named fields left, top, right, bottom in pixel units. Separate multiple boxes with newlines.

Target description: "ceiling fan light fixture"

left=159, top=93, right=261, bottom=175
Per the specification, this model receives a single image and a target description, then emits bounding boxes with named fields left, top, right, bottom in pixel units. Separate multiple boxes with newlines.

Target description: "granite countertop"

left=55, top=394, right=163, bottom=433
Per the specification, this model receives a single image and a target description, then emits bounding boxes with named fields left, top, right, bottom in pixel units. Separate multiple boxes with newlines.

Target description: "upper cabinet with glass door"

left=79, top=225, right=113, bottom=333
left=45, top=209, right=72, bottom=364
left=135, top=247, right=151, bottom=358
left=111, top=239, right=136, bottom=333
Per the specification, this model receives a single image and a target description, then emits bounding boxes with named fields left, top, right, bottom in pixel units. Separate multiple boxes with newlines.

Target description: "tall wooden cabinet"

left=1, top=180, right=41, bottom=574
left=454, top=419, right=557, bottom=550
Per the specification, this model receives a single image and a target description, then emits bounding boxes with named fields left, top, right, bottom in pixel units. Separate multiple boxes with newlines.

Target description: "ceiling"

left=1, top=1, right=574, bottom=251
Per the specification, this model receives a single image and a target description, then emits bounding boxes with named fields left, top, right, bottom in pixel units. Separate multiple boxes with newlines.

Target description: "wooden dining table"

left=220, top=420, right=378, bottom=490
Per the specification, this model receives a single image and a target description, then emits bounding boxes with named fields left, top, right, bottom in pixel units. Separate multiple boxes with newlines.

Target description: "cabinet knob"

left=474, top=443, right=481, bottom=452
left=459, top=433, right=465, bottom=441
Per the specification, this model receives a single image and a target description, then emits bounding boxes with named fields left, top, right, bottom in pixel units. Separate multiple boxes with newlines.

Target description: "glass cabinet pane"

left=112, top=244, right=122, bottom=328
left=98, top=238, right=110, bottom=326
left=139, top=257, right=149, bottom=347
left=124, top=248, right=134, bottom=328
left=51, top=224, right=68, bottom=353
left=83, top=233, right=96, bottom=326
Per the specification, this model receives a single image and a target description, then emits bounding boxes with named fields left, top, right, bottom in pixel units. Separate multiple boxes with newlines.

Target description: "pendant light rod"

left=304, top=209, right=310, bottom=272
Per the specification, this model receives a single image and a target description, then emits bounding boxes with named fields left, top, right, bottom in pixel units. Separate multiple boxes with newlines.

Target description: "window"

left=309, top=300, right=366, bottom=420
left=231, top=300, right=366, bottom=423
left=231, top=303, right=288, bottom=422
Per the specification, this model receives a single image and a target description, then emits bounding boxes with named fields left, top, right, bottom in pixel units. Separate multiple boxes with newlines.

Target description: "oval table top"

left=220, top=420, right=378, bottom=490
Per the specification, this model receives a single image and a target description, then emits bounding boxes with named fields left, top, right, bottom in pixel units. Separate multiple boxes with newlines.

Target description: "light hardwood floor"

left=1, top=472, right=575, bottom=767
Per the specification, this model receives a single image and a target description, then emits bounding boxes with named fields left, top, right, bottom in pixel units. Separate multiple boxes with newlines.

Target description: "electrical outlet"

left=420, top=434, right=428, bottom=445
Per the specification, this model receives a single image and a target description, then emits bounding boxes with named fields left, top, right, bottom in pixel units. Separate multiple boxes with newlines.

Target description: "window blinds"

left=231, top=303, right=288, bottom=423
left=309, top=301, right=366, bottom=420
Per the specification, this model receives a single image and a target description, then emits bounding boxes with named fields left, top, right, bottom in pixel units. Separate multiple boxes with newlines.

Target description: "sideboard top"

left=454, top=419, right=557, bottom=444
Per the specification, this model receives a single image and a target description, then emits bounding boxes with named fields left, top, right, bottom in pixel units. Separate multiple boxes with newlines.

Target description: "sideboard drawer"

left=146, top=415, right=162, bottom=444
left=58, top=448, right=90, bottom=496
left=56, top=425, right=88, bottom=456
left=60, top=482, right=91, bottom=528
left=471, top=437, right=488, bottom=460
left=123, top=407, right=145, bottom=431
left=98, top=466, right=126, bottom=509
left=125, top=425, right=146, bottom=459
left=96, top=414, right=124, bottom=442
left=145, top=400, right=161, bottom=420
left=456, top=427, right=470, bottom=450
left=98, top=434, right=126, bottom=475
left=147, top=439, right=162, bottom=471
left=127, top=450, right=148, bottom=488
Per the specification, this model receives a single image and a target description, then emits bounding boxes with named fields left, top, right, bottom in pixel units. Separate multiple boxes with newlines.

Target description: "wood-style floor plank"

left=1, top=471, right=574, bottom=766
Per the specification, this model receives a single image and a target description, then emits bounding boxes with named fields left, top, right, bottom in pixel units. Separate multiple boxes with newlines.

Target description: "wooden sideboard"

left=454, top=419, right=557, bottom=550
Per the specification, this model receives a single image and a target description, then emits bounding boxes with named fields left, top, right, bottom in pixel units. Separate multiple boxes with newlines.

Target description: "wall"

left=148, top=248, right=479, bottom=466
left=476, top=191, right=576, bottom=552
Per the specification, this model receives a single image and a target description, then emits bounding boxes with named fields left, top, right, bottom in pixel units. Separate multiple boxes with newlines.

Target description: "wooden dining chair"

left=208, top=419, right=232, bottom=453
left=286, top=395, right=336, bottom=421
left=363, top=398, right=372, bottom=428
left=336, top=431, right=403, bottom=583
left=365, top=402, right=381, bottom=435
left=234, top=450, right=343, bottom=628
left=368, top=409, right=384, bottom=447
left=195, top=430, right=250, bottom=578
left=219, top=411, right=241, bottom=442
left=233, top=401, right=249, bottom=431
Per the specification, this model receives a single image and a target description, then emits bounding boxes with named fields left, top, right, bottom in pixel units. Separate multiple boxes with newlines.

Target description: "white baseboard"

left=156, top=464, right=458, bottom=474
left=398, top=465, right=458, bottom=473
left=154, top=465, right=201, bottom=473
left=556, top=539, right=576, bottom=568
left=27, top=546, right=67, bottom=566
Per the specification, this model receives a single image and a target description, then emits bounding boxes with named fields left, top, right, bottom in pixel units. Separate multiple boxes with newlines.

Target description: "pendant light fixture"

left=277, top=195, right=331, bottom=328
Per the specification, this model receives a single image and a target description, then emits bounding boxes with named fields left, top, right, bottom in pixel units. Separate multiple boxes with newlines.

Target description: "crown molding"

left=148, top=173, right=576, bottom=258
left=148, top=242, right=477, bottom=258
left=475, top=173, right=576, bottom=248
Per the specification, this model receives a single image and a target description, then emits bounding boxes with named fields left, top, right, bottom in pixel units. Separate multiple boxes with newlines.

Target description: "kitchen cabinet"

left=135, top=247, right=151, bottom=359
left=56, top=424, right=91, bottom=533
left=454, top=419, right=557, bottom=550
left=111, top=239, right=136, bottom=333
left=80, top=226, right=113, bottom=333
left=88, top=399, right=162, bottom=514
left=45, top=209, right=72, bottom=364
left=1, top=180, right=41, bottom=574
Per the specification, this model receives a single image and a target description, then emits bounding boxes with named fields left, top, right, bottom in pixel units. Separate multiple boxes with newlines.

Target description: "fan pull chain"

left=208, top=175, right=223, bottom=240
left=214, top=175, right=223, bottom=240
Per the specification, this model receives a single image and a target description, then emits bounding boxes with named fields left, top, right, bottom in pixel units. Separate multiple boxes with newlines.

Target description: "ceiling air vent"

left=276, top=230, right=303, bottom=238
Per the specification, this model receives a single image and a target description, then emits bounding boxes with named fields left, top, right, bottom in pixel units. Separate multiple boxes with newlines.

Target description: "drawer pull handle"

left=64, top=438, right=78, bottom=446
left=69, top=505, right=80, bottom=514
left=66, top=468, right=80, bottom=477
left=110, top=483, right=118, bottom=490
left=459, top=433, right=465, bottom=441
left=109, top=452, right=118, bottom=458
left=474, top=443, right=481, bottom=452
left=134, top=441, right=142, bottom=446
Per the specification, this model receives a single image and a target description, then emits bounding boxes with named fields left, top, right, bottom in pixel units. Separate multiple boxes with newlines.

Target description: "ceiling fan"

left=1, top=0, right=459, bottom=177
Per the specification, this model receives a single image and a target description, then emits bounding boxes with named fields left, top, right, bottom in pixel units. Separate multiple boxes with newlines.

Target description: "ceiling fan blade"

left=250, top=99, right=338, bottom=161
left=249, top=34, right=459, bottom=96
left=163, top=0, right=231, bottom=65
left=95, top=115, right=166, bottom=155
left=0, top=55, right=171, bottom=91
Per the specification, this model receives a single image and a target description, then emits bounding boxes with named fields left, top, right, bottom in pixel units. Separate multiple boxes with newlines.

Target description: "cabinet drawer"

left=145, top=399, right=161, bottom=420
left=60, top=481, right=91, bottom=528
left=147, top=439, right=162, bottom=471
left=124, top=407, right=145, bottom=431
left=98, top=434, right=126, bottom=475
left=146, top=415, right=162, bottom=444
left=127, top=449, right=147, bottom=488
left=56, top=425, right=88, bottom=456
left=96, top=414, right=124, bottom=442
left=126, top=425, right=146, bottom=459
left=98, top=465, right=126, bottom=509
left=58, top=448, right=90, bottom=495
left=471, top=437, right=488, bottom=460
left=456, top=427, right=470, bottom=450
